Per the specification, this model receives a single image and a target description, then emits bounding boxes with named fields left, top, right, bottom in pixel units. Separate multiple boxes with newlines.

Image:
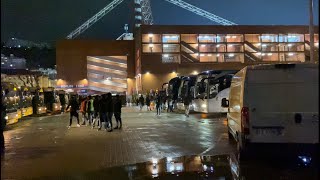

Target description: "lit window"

left=207, top=54, right=212, bottom=56
left=149, top=44, right=154, bottom=47
left=200, top=54, right=205, bottom=57
left=216, top=45, right=220, bottom=47
left=226, top=36, right=231, bottom=39
left=217, top=54, right=220, bottom=57
left=288, top=53, right=294, bottom=56
left=288, top=44, right=292, bottom=47
left=229, top=54, right=234, bottom=57
left=262, top=44, right=267, bottom=47
left=267, top=53, right=272, bottom=56
left=148, top=34, right=153, bottom=37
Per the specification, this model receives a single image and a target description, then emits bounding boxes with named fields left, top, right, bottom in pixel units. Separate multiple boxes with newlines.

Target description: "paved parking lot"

left=1, top=107, right=236, bottom=179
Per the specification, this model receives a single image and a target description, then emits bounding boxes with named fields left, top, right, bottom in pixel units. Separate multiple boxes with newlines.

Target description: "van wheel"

left=228, top=131, right=233, bottom=141
left=237, top=137, right=248, bottom=161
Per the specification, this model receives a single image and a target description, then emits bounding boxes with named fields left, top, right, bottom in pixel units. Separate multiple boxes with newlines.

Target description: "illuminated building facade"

left=56, top=25, right=319, bottom=95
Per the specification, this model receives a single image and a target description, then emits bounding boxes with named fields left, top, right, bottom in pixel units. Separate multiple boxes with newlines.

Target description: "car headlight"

left=55, top=106, right=58, bottom=109
left=39, top=108, right=42, bottom=111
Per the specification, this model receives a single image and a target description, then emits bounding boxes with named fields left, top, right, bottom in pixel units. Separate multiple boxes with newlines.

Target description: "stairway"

left=181, top=41, right=198, bottom=53
left=244, top=50, right=261, bottom=62
left=244, top=41, right=260, bottom=52
left=181, top=51, right=199, bottom=63
left=305, top=41, right=319, bottom=50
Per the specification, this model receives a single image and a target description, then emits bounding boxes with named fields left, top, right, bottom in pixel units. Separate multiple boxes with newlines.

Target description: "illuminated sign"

left=56, top=85, right=88, bottom=88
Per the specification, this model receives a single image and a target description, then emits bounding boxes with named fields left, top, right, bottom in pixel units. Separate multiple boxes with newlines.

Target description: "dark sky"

left=1, top=0, right=319, bottom=44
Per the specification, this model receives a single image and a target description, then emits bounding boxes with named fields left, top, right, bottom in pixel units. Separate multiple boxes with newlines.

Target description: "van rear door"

left=245, top=64, right=318, bottom=144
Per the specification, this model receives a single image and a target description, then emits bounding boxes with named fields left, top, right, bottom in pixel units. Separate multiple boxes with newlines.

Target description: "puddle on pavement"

left=34, top=154, right=318, bottom=180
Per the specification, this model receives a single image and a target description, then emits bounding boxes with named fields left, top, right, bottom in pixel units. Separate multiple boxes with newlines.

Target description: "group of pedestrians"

left=137, top=93, right=192, bottom=117
left=66, top=93, right=122, bottom=132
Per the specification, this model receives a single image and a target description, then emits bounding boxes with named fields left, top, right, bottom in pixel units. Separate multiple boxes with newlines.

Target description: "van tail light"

left=241, top=107, right=250, bottom=135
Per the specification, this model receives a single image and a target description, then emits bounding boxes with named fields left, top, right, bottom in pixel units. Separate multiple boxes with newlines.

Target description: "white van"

left=221, top=63, right=319, bottom=159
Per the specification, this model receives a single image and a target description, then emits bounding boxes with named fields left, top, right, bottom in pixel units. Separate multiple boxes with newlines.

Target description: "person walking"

left=106, top=93, right=113, bottom=132
left=80, top=97, right=88, bottom=125
left=98, top=94, right=108, bottom=131
left=139, top=95, right=144, bottom=111
left=146, top=95, right=151, bottom=111
left=92, top=95, right=101, bottom=129
left=86, top=95, right=94, bottom=126
left=66, top=95, right=80, bottom=129
left=113, top=95, right=122, bottom=129
left=184, top=95, right=191, bottom=117
left=155, top=94, right=162, bottom=116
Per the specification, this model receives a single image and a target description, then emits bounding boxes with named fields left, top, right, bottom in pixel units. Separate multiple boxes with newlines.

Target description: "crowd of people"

left=65, top=92, right=122, bottom=132
left=135, top=93, right=192, bottom=117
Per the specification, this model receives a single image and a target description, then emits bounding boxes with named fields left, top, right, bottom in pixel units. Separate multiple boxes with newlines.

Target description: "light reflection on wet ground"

left=1, top=107, right=317, bottom=179
left=34, top=154, right=319, bottom=180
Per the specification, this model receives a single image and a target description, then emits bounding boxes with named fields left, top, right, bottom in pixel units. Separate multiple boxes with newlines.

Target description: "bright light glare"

left=167, top=157, right=173, bottom=162
left=152, top=158, right=158, bottom=164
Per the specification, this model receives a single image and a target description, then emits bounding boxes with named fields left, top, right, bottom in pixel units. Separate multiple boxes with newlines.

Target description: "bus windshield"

left=207, top=74, right=234, bottom=98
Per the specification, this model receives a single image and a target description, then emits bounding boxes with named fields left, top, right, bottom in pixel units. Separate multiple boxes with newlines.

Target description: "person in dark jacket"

left=1, top=91, right=7, bottom=154
left=106, top=93, right=113, bottom=132
left=66, top=95, right=80, bottom=129
left=146, top=95, right=151, bottom=111
left=184, top=95, right=192, bottom=117
left=98, top=94, right=108, bottom=131
left=113, top=95, right=122, bottom=129
left=155, top=94, right=162, bottom=116
left=139, top=95, right=144, bottom=111
left=92, top=95, right=100, bottom=129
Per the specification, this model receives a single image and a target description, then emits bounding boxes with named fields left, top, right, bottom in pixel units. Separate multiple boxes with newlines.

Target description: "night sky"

left=1, top=0, right=319, bottom=44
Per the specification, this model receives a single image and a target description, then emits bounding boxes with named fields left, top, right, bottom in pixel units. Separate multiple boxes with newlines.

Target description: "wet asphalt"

left=1, top=107, right=318, bottom=179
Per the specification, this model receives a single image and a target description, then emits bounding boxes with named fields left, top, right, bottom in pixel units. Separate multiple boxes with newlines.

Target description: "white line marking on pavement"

left=200, top=144, right=215, bottom=155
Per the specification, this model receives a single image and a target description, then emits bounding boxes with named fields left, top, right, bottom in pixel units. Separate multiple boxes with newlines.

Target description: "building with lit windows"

left=56, top=25, right=319, bottom=95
